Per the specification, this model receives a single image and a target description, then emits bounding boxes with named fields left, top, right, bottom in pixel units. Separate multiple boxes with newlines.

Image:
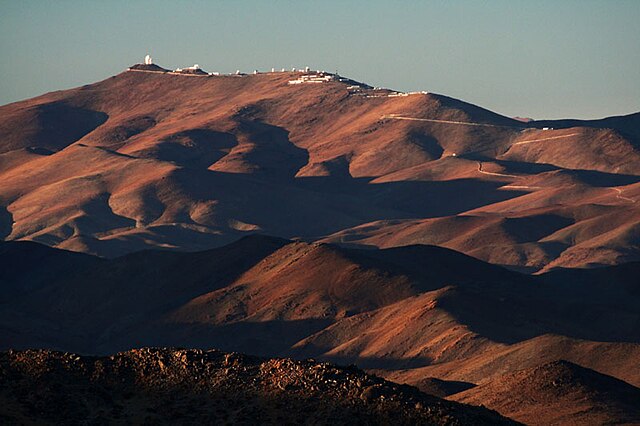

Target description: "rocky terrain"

left=0, top=348, right=514, bottom=425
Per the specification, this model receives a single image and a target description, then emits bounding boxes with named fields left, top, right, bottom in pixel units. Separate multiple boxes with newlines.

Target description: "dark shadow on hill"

left=212, top=117, right=309, bottom=180
left=134, top=128, right=238, bottom=168
left=434, top=274, right=640, bottom=345
left=454, top=156, right=640, bottom=187
left=499, top=215, right=574, bottom=242
left=25, top=147, right=55, bottom=156
left=0, top=236, right=291, bottom=349
left=0, top=205, right=12, bottom=240
left=0, top=240, right=102, bottom=297
left=107, top=318, right=334, bottom=358
left=530, top=111, right=640, bottom=144
left=15, top=102, right=107, bottom=153
left=293, top=176, right=528, bottom=218
left=412, top=377, right=477, bottom=398
left=564, top=169, right=640, bottom=187
left=349, top=244, right=529, bottom=291
left=162, top=167, right=528, bottom=243
left=291, top=343, right=434, bottom=370
left=231, top=119, right=309, bottom=179
left=540, top=261, right=640, bottom=298
left=487, top=158, right=560, bottom=174
left=408, top=132, right=443, bottom=160
left=94, top=115, right=156, bottom=148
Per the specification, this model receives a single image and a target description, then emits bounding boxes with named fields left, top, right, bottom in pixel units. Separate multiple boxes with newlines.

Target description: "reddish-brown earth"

left=1, top=237, right=638, bottom=423
left=0, top=64, right=638, bottom=271
left=1, top=62, right=639, bottom=424
left=450, top=360, right=640, bottom=425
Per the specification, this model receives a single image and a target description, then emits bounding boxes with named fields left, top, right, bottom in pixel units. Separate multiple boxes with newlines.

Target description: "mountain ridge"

left=1, top=64, right=638, bottom=272
left=1, top=237, right=638, bottom=423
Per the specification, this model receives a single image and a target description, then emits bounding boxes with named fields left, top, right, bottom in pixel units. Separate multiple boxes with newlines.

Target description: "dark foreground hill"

left=0, top=348, right=514, bottom=425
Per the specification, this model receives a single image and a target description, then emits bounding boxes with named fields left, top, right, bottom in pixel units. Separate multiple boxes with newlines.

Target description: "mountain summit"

left=1, top=61, right=639, bottom=424
left=0, top=62, right=638, bottom=272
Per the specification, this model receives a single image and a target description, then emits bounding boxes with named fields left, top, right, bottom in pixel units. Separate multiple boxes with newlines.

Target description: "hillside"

left=0, top=348, right=514, bottom=425
left=450, top=360, right=640, bottom=425
left=1, top=238, right=639, bottom=423
left=0, top=64, right=638, bottom=271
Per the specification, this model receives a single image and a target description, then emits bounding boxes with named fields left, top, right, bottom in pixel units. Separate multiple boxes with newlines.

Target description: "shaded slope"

left=0, top=241, right=100, bottom=296
left=1, top=238, right=638, bottom=379
left=1, top=238, right=639, bottom=423
left=0, top=102, right=107, bottom=154
left=451, top=360, right=640, bottom=425
left=0, top=235, right=289, bottom=352
left=531, top=111, right=640, bottom=143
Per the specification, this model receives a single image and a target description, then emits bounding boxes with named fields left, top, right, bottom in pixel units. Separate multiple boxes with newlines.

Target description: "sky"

left=0, top=0, right=639, bottom=119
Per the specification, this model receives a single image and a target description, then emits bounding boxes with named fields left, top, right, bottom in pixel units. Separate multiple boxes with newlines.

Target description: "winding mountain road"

left=512, top=133, right=580, bottom=146
left=381, top=114, right=523, bottom=129
left=476, top=162, right=519, bottom=178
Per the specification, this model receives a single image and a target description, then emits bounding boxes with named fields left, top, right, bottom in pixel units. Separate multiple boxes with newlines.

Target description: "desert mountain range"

left=1, top=235, right=639, bottom=424
left=1, top=64, right=638, bottom=272
left=1, top=62, right=639, bottom=424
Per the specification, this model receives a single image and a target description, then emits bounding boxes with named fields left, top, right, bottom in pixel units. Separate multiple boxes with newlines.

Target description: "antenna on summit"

left=144, top=54, right=153, bottom=65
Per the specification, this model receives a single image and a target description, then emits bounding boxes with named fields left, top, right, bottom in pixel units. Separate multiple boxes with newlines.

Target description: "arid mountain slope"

left=0, top=348, right=514, bottom=425
left=450, top=360, right=640, bottom=425
left=1, top=238, right=638, bottom=390
left=1, top=65, right=638, bottom=271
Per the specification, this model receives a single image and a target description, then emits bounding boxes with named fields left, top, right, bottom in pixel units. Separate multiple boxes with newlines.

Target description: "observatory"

left=127, top=55, right=170, bottom=73
left=174, top=64, right=208, bottom=75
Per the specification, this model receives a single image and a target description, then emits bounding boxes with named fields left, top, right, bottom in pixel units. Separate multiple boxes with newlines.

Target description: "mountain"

left=0, top=64, right=638, bottom=272
left=1, top=237, right=639, bottom=423
left=1, top=62, right=639, bottom=423
left=450, top=360, right=640, bottom=425
left=0, top=348, right=514, bottom=425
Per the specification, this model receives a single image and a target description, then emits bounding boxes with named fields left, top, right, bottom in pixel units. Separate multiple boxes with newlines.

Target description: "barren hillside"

left=1, top=64, right=638, bottom=271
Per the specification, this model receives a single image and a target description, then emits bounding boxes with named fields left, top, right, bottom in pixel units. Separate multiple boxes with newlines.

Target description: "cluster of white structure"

left=386, top=91, right=430, bottom=97
left=132, top=56, right=430, bottom=96
left=174, top=64, right=201, bottom=72
left=349, top=87, right=430, bottom=98
left=288, top=72, right=336, bottom=85
left=135, top=56, right=342, bottom=80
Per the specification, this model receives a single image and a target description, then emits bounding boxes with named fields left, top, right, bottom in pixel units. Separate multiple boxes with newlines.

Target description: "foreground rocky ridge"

left=0, top=348, right=514, bottom=425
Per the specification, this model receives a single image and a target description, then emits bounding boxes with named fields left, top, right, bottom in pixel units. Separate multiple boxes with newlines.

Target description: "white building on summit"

left=127, top=55, right=170, bottom=72
left=174, top=64, right=208, bottom=75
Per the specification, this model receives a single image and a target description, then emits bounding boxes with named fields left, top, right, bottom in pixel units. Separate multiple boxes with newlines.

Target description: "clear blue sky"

left=1, top=0, right=639, bottom=119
